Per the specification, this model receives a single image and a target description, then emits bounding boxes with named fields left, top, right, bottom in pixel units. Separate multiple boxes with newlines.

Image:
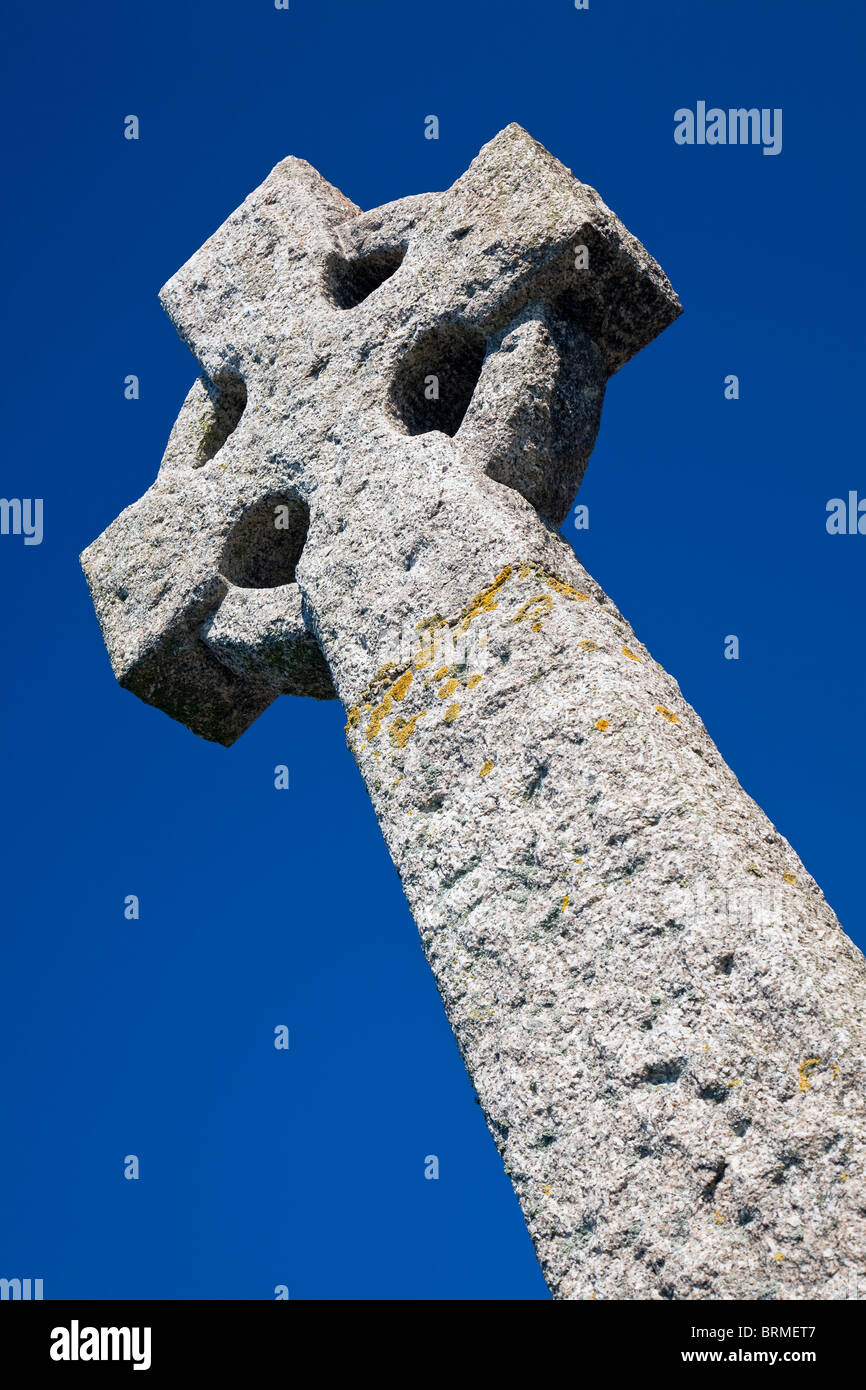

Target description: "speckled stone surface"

left=81, top=126, right=866, bottom=1300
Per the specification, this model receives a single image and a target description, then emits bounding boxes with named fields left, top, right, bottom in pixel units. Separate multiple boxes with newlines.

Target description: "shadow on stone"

left=220, top=495, right=309, bottom=589
left=324, top=247, right=406, bottom=310
left=389, top=322, right=486, bottom=436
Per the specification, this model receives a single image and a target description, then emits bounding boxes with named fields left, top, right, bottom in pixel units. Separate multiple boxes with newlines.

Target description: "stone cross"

left=82, top=126, right=866, bottom=1300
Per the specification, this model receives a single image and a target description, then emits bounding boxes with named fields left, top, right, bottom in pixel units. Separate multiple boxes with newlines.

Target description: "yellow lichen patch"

left=480, top=759, right=494, bottom=777
left=444, top=703, right=461, bottom=723
left=595, top=718, right=610, bottom=731
left=727, top=1078, right=740, bottom=1088
left=773, top=1253, right=785, bottom=1263
left=562, top=895, right=569, bottom=911
left=656, top=705, right=680, bottom=723
left=413, top=619, right=447, bottom=670
left=458, top=565, right=512, bottom=631
left=437, top=678, right=459, bottom=700
left=345, top=706, right=361, bottom=730
left=513, top=593, right=553, bottom=625
left=783, top=872, right=797, bottom=885
left=541, top=1183, right=552, bottom=1196
left=713, top=1210, right=724, bottom=1226
left=479, top=633, right=489, bottom=646
left=831, top=1063, right=840, bottom=1080
left=798, top=1058, right=821, bottom=1092
left=417, top=613, right=447, bottom=633
left=432, top=665, right=452, bottom=681
left=520, top=563, right=589, bottom=602
left=391, top=669, right=413, bottom=702
left=579, top=639, right=598, bottom=651
left=389, top=712, right=425, bottom=749
left=841, top=1173, right=847, bottom=1181
left=466, top=673, right=483, bottom=690
left=413, top=643, right=437, bottom=671
left=541, top=572, right=590, bottom=602
left=622, top=646, right=641, bottom=662
left=366, top=689, right=394, bottom=741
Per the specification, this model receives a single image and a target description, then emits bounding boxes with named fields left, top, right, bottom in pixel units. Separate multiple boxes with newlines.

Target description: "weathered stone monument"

left=82, top=125, right=866, bottom=1299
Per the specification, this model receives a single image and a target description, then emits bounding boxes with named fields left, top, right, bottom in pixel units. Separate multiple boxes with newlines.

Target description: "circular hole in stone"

left=389, top=322, right=486, bottom=437
left=220, top=494, right=309, bottom=589
left=324, top=247, right=407, bottom=310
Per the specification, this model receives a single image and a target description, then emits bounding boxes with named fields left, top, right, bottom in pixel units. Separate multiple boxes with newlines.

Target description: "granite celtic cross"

left=82, top=126, right=866, bottom=1300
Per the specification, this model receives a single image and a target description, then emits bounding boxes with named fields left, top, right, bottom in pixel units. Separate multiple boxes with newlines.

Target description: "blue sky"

left=0, top=0, right=863, bottom=1299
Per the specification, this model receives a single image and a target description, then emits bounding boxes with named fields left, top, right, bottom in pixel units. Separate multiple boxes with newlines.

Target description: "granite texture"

left=81, top=125, right=866, bottom=1300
